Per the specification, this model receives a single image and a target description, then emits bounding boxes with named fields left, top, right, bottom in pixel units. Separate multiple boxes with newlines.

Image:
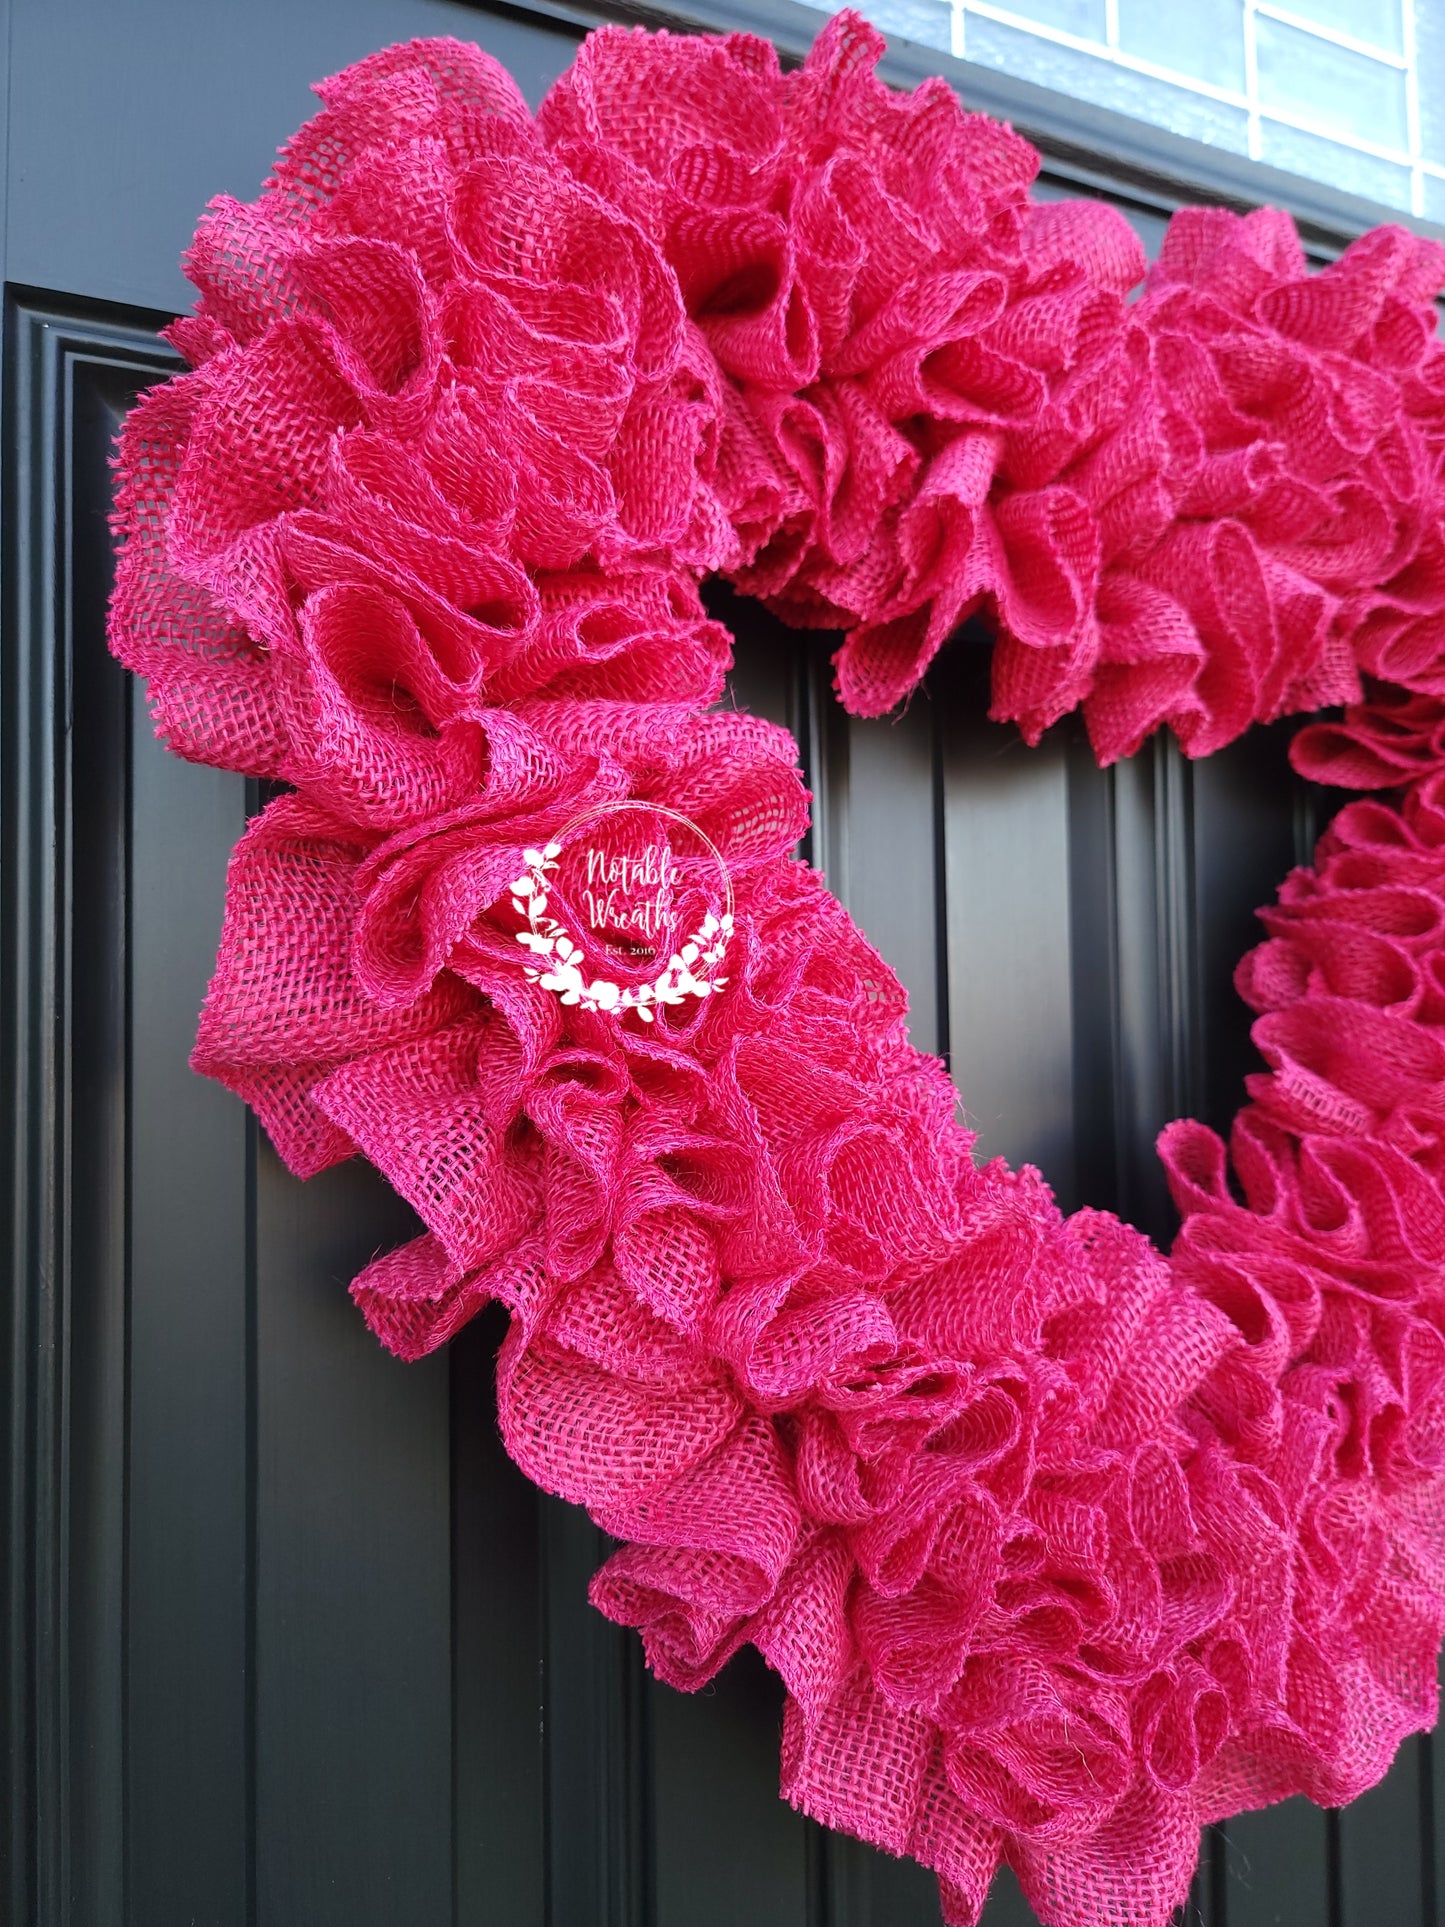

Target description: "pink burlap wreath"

left=109, top=17, right=1445, bottom=1924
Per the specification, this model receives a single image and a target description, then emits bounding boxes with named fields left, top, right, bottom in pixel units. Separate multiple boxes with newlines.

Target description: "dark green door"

left=2, top=4, right=1440, bottom=1925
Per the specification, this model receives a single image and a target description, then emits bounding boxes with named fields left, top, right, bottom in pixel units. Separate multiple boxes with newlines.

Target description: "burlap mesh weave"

left=107, top=15, right=1445, bottom=1924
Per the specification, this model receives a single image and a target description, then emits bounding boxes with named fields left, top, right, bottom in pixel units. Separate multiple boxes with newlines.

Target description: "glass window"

left=1259, top=116, right=1415, bottom=201
left=999, top=0, right=1106, bottom=35
left=965, top=15, right=1252, bottom=150
left=1255, top=14, right=1409, bottom=148
left=867, top=0, right=954, bottom=54
left=1278, top=0, right=1403, bottom=52
left=1420, top=2, right=1445, bottom=164
left=1116, top=0, right=1246, bottom=94
left=813, top=0, right=1445, bottom=221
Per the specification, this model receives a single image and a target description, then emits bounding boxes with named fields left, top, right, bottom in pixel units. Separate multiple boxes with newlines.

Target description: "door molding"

left=2, top=295, right=179, bottom=1927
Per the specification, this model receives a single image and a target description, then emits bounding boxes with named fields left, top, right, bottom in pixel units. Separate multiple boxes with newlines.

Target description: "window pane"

left=962, top=13, right=1253, bottom=148
left=1255, top=15, right=1409, bottom=148
left=1116, top=0, right=1245, bottom=92
left=810, top=0, right=1438, bottom=217
left=1259, top=117, right=1414, bottom=201
left=1421, top=1, right=1445, bottom=165
left=995, top=0, right=1107, bottom=38
left=868, top=0, right=954, bottom=54
left=1261, top=0, right=1403, bottom=54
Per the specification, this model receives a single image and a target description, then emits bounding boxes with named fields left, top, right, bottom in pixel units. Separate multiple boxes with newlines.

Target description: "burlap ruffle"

left=108, top=19, right=1445, bottom=1924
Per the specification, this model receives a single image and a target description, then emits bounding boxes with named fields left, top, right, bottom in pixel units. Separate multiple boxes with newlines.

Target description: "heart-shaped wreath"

left=109, top=17, right=1445, bottom=1924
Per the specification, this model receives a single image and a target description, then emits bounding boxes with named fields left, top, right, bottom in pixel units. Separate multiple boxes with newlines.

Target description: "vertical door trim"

left=1, top=293, right=178, bottom=1927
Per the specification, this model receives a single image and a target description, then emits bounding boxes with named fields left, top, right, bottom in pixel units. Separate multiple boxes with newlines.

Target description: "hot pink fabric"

left=108, top=18, right=1445, bottom=1925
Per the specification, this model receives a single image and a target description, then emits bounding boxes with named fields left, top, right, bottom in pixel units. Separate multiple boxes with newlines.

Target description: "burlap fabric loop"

left=109, top=17, right=1445, bottom=1923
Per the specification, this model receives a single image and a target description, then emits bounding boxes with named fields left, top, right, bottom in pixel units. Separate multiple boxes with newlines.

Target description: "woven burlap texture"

left=108, top=18, right=1445, bottom=1925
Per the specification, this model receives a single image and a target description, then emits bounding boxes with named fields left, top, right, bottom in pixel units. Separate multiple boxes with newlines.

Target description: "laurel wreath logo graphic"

left=509, top=800, right=734, bottom=1021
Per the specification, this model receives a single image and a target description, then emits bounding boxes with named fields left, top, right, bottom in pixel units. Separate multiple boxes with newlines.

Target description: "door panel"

left=124, top=398, right=252, bottom=1926
left=939, top=647, right=1076, bottom=1194
left=4, top=0, right=583, bottom=316
left=253, top=1152, right=452, bottom=1926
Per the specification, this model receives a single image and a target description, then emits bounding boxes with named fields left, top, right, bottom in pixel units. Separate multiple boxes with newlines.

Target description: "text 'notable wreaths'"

left=108, top=14, right=1445, bottom=1925
left=510, top=800, right=735, bottom=1018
